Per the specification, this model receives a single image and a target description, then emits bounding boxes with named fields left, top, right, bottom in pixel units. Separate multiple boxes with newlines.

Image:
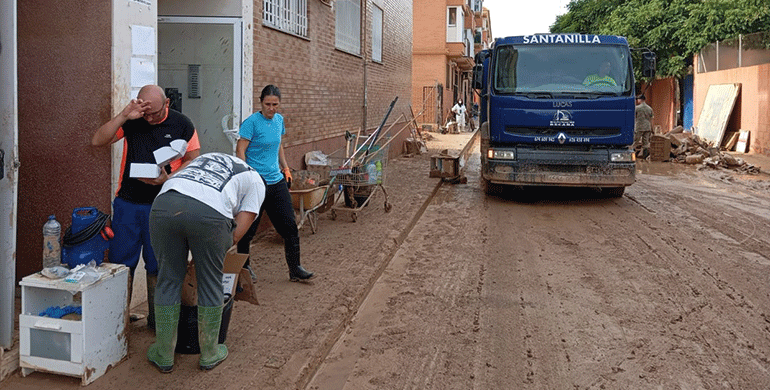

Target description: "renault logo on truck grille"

left=558, top=133, right=567, bottom=144
left=550, top=110, right=575, bottom=127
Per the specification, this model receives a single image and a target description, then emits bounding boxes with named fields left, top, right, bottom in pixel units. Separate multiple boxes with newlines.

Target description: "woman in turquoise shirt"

left=235, top=85, right=314, bottom=281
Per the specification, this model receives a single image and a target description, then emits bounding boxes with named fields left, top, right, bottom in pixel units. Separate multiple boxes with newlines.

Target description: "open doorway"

left=158, top=17, right=242, bottom=154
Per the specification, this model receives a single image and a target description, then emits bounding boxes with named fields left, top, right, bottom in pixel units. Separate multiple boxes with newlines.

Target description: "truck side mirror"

left=642, top=51, right=656, bottom=79
left=473, top=64, right=483, bottom=90
left=473, top=50, right=489, bottom=90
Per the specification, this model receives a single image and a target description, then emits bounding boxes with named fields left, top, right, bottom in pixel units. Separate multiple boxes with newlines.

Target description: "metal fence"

left=698, top=30, right=770, bottom=73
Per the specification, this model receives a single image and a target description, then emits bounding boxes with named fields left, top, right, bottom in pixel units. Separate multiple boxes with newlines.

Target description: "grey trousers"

left=149, top=190, right=233, bottom=307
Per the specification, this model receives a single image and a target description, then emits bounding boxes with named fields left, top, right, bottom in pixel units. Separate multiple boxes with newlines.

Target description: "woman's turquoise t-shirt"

left=239, top=112, right=285, bottom=185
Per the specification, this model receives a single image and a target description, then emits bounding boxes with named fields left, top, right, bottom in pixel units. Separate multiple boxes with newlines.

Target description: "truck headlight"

left=610, top=151, right=636, bottom=162
left=488, top=149, right=515, bottom=160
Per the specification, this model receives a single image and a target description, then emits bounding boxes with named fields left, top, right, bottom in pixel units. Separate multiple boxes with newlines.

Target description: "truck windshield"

left=493, top=44, right=633, bottom=96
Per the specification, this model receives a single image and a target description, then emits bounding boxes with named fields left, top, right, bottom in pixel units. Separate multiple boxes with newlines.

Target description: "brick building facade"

left=255, top=0, right=413, bottom=167
left=412, top=0, right=491, bottom=130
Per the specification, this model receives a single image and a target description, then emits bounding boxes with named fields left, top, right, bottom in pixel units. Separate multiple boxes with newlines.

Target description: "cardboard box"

left=129, top=163, right=161, bottom=178
left=180, top=246, right=249, bottom=306
left=153, top=139, right=189, bottom=166
left=649, top=135, right=672, bottom=161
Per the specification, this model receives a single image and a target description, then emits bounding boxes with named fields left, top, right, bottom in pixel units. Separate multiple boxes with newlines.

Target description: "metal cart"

left=328, top=141, right=392, bottom=222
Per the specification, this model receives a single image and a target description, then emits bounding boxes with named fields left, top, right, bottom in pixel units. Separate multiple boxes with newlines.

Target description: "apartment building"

left=412, top=0, right=492, bottom=130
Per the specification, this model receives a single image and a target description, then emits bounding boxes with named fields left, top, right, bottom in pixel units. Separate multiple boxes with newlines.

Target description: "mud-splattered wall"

left=694, top=60, right=770, bottom=156
left=17, top=1, right=112, bottom=279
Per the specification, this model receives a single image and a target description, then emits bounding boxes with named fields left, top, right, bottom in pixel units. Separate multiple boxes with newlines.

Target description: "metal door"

left=0, top=0, right=18, bottom=348
left=158, top=17, right=242, bottom=154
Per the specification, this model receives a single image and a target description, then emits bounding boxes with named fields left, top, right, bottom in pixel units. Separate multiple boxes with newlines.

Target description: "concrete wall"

left=693, top=61, right=770, bottom=155
left=252, top=0, right=413, bottom=167
left=16, top=1, right=113, bottom=279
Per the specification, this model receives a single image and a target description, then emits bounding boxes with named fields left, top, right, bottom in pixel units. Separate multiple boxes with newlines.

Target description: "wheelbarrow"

left=290, top=184, right=334, bottom=233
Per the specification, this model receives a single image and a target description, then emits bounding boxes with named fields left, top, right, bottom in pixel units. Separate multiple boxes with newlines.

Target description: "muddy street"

left=6, top=133, right=770, bottom=390
left=309, top=151, right=770, bottom=389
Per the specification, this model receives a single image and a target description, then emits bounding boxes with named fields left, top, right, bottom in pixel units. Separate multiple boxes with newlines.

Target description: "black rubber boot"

left=146, top=274, right=157, bottom=330
left=286, top=236, right=314, bottom=281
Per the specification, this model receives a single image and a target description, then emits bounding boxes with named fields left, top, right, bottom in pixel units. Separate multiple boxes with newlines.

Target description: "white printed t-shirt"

left=157, top=152, right=266, bottom=219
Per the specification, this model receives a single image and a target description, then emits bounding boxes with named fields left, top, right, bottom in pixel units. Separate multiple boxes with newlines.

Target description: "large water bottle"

left=42, top=215, right=62, bottom=269
left=366, top=163, right=378, bottom=184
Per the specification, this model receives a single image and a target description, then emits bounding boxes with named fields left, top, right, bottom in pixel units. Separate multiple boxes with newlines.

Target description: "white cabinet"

left=19, top=263, right=129, bottom=385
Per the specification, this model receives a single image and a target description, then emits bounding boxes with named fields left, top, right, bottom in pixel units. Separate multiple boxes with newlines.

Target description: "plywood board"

left=736, top=130, right=750, bottom=153
left=695, top=83, right=740, bottom=146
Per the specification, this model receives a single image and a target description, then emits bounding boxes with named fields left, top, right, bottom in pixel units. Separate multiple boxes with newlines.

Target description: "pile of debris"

left=649, top=126, right=761, bottom=174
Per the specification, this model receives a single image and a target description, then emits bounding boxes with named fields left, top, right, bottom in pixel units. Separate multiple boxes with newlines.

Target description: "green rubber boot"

left=198, top=305, right=228, bottom=370
left=146, top=303, right=180, bottom=373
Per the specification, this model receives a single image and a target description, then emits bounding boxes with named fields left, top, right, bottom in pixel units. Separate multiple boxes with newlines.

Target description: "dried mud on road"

left=310, top=146, right=770, bottom=389
left=6, top=133, right=770, bottom=390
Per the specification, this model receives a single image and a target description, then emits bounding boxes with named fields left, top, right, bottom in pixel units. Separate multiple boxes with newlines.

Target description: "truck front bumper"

left=482, top=154, right=636, bottom=187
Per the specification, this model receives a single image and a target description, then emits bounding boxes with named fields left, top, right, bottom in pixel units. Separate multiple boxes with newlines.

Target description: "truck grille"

left=522, top=164, right=611, bottom=174
left=505, top=127, right=621, bottom=136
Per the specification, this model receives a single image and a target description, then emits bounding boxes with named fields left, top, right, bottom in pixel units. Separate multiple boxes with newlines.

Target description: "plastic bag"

left=64, top=260, right=101, bottom=286
left=42, top=266, right=70, bottom=279
left=304, top=150, right=329, bottom=166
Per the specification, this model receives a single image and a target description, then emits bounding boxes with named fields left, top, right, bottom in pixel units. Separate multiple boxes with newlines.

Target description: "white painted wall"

left=159, top=0, right=240, bottom=17
left=112, top=0, right=158, bottom=309
left=112, top=0, right=158, bottom=195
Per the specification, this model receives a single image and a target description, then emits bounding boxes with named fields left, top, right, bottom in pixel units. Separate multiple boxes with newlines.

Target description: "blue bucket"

left=62, top=207, right=109, bottom=268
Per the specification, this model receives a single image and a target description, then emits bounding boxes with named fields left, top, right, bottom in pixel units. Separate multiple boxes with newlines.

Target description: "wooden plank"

left=0, top=346, right=20, bottom=382
left=695, top=83, right=741, bottom=146
left=736, top=129, right=750, bottom=153
left=723, top=132, right=739, bottom=151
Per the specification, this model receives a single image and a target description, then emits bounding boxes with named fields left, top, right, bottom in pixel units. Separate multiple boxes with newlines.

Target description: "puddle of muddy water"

left=636, top=160, right=695, bottom=176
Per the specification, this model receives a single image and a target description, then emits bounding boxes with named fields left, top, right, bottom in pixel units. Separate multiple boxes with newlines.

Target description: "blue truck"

left=473, top=34, right=655, bottom=197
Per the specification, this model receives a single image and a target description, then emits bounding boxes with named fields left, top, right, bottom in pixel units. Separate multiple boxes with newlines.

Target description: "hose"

left=62, top=210, right=111, bottom=247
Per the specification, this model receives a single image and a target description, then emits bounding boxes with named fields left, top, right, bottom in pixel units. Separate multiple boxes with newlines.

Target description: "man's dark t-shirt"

left=117, top=109, right=196, bottom=204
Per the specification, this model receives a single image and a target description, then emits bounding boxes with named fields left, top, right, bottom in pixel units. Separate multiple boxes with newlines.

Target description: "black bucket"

left=175, top=294, right=234, bottom=354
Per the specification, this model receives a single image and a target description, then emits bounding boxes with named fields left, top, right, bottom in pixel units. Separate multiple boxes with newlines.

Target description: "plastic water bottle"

left=367, top=163, right=378, bottom=184
left=42, top=215, right=62, bottom=269
left=375, top=161, right=382, bottom=184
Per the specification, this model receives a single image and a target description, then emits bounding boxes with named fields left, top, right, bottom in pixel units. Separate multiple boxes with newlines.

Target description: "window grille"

left=263, top=0, right=308, bottom=38
left=372, top=5, right=383, bottom=62
left=335, top=0, right=361, bottom=55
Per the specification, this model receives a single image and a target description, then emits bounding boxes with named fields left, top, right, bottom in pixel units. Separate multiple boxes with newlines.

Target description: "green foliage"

left=550, top=0, right=770, bottom=79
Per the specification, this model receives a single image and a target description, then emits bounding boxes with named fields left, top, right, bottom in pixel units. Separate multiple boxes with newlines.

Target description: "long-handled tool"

left=344, top=97, right=398, bottom=167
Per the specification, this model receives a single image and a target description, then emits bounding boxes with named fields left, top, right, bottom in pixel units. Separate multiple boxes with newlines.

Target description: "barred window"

left=335, top=0, right=361, bottom=55
left=372, top=5, right=383, bottom=62
left=263, top=0, right=308, bottom=38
